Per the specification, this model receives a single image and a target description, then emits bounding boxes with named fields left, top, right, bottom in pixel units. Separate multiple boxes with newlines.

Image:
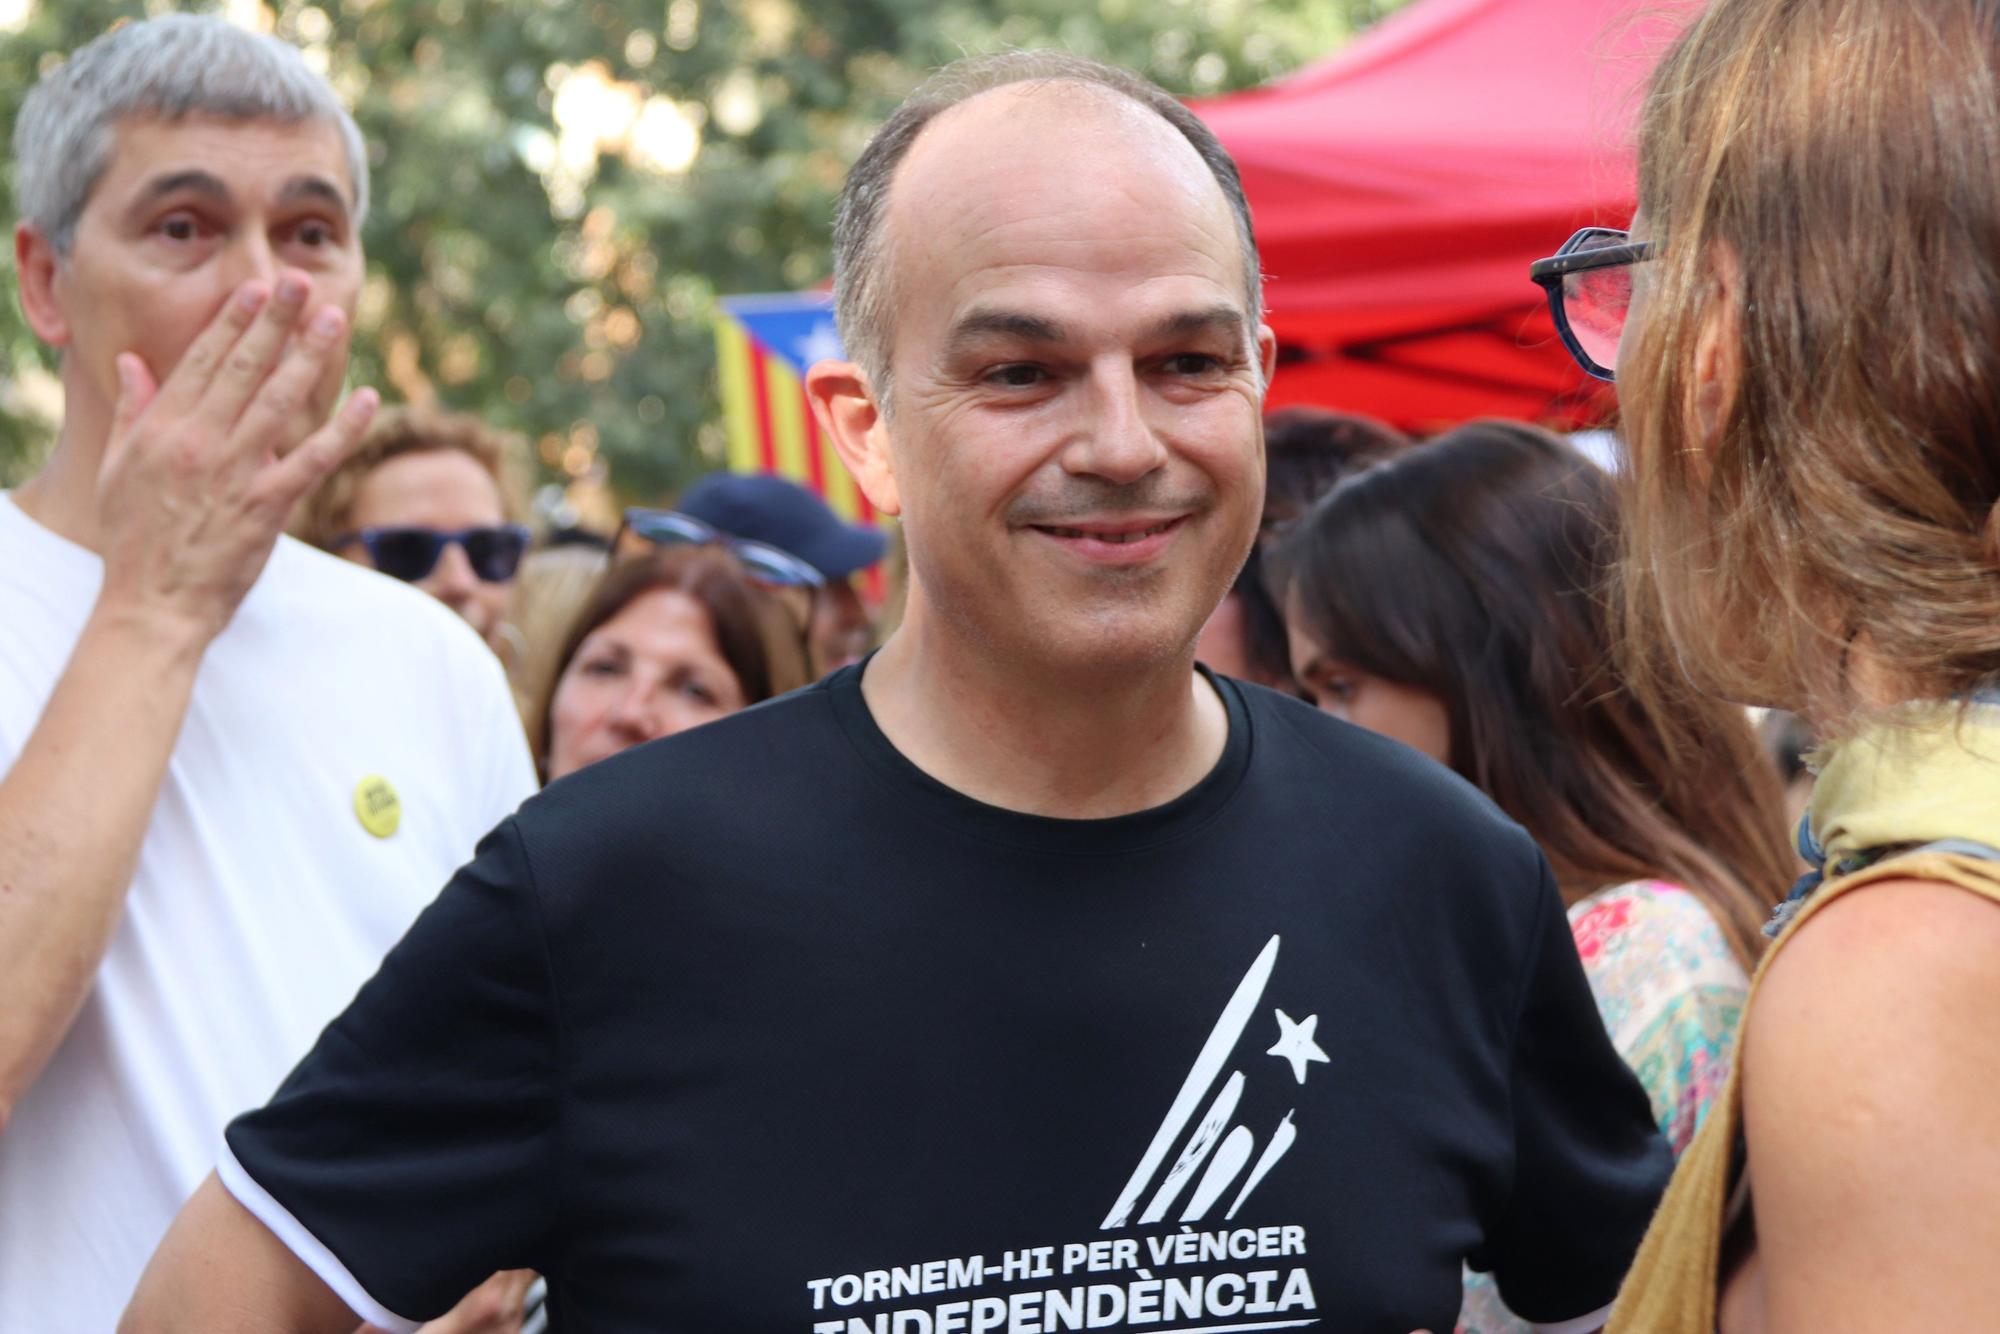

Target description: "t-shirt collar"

left=822, top=652, right=1253, bottom=857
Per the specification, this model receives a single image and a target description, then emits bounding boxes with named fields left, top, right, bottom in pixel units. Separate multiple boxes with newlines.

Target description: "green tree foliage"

left=0, top=0, right=1409, bottom=499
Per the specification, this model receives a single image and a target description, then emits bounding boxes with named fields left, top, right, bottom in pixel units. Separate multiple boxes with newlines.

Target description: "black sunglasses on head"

left=1529, top=226, right=1658, bottom=382
left=334, top=524, right=532, bottom=584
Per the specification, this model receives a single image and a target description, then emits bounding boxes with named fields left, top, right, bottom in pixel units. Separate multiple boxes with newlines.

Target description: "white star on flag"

left=794, top=319, right=845, bottom=368
left=1266, top=1009, right=1329, bottom=1084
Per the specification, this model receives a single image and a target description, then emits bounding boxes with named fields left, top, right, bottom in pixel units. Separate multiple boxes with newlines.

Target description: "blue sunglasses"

left=333, top=524, right=532, bottom=583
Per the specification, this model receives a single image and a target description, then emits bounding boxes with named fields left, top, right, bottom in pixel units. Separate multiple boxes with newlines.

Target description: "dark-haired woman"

left=532, top=545, right=811, bottom=782
left=1277, top=420, right=1795, bottom=1334
left=1193, top=407, right=1406, bottom=690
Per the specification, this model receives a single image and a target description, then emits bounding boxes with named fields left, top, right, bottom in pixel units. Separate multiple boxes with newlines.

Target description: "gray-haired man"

left=129, top=50, right=1664, bottom=1334
left=0, top=17, right=535, bottom=1330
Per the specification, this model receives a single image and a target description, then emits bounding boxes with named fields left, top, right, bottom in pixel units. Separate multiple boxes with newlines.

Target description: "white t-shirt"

left=0, top=493, right=538, bottom=1333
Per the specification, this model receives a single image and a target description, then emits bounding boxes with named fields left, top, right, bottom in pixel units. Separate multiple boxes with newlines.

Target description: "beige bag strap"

left=1606, top=851, right=2000, bottom=1333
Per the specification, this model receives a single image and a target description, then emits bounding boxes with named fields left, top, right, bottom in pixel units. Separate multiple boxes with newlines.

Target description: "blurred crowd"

left=291, top=404, right=889, bottom=779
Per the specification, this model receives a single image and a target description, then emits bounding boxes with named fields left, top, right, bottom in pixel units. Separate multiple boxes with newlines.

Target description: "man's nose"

left=221, top=230, right=284, bottom=290
left=1065, top=362, right=1169, bottom=485
left=420, top=542, right=480, bottom=609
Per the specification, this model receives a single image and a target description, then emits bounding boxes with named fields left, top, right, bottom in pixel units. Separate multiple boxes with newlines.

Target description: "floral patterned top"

left=1457, top=880, right=1750, bottom=1333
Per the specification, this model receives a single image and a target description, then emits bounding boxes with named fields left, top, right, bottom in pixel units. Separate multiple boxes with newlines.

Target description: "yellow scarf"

left=1606, top=699, right=2000, bottom=1333
left=1810, top=699, right=2000, bottom=862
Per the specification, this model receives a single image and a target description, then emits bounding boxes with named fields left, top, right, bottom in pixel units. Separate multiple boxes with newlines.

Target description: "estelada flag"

left=713, top=292, right=887, bottom=531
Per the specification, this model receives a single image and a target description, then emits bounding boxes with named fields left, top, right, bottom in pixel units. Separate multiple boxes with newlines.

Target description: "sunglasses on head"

left=334, top=524, right=533, bottom=584
left=614, top=509, right=825, bottom=589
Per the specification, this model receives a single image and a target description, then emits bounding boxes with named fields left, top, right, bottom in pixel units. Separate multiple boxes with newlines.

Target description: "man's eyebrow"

left=276, top=174, right=352, bottom=215
left=1146, top=305, right=1248, bottom=343
left=943, top=309, right=1070, bottom=353
left=130, top=169, right=230, bottom=213
left=941, top=304, right=1248, bottom=356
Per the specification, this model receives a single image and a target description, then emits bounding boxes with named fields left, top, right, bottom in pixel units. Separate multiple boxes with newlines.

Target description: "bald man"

left=127, top=53, right=1667, bottom=1334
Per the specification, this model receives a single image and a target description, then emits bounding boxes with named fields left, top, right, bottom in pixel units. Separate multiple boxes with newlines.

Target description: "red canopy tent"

left=1192, top=0, right=1687, bottom=431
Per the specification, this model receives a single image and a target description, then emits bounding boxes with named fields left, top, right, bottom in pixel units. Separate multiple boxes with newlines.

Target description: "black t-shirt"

left=225, top=665, right=1669, bottom=1333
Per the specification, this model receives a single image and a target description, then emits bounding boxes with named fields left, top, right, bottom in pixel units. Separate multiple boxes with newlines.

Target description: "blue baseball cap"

left=676, top=472, right=888, bottom=581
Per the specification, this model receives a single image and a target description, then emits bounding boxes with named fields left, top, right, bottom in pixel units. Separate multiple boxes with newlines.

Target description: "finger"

left=147, top=279, right=271, bottom=417
left=98, top=353, right=159, bottom=475
left=228, top=301, right=350, bottom=463
left=195, top=268, right=315, bottom=429
left=256, top=386, right=378, bottom=510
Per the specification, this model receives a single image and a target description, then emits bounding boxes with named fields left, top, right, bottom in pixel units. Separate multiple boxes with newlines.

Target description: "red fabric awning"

left=1194, top=0, right=1692, bottom=432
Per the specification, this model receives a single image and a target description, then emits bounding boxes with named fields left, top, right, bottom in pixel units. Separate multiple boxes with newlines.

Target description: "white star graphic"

left=1266, top=1009, right=1329, bottom=1085
left=794, top=319, right=845, bottom=368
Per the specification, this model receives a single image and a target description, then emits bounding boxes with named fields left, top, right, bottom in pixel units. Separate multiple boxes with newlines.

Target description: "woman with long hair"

left=1521, top=2, right=2000, bottom=1328
left=1278, top=421, right=1795, bottom=1331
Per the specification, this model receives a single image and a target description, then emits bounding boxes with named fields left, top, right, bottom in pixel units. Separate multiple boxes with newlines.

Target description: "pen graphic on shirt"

left=1101, top=936, right=1325, bottom=1230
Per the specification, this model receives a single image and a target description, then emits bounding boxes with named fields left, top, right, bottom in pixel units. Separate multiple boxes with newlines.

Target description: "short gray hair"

left=14, top=14, right=370, bottom=254
left=831, top=51, right=1263, bottom=411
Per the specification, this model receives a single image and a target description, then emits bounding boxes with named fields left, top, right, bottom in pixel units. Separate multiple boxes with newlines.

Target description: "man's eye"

left=156, top=214, right=202, bottom=242
left=987, top=364, right=1046, bottom=388
left=1165, top=353, right=1224, bottom=376
left=292, top=220, right=335, bottom=247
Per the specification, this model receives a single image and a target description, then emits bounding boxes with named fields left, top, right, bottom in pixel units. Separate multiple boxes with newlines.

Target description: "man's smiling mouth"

left=1032, top=519, right=1181, bottom=545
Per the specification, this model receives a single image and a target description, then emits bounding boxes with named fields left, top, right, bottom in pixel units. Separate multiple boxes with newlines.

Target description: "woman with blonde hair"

left=1524, top=1, right=2000, bottom=1328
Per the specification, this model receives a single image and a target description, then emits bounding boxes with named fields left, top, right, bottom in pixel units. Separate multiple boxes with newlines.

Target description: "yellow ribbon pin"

left=353, top=775, right=402, bottom=839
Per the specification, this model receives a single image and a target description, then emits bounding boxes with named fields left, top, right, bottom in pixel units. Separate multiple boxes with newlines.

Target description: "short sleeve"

left=220, top=817, right=560, bottom=1332
left=1478, top=862, right=1674, bottom=1326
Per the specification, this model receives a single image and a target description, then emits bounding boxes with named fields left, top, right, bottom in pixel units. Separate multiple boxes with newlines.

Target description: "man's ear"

left=1255, top=321, right=1278, bottom=390
left=806, top=359, right=900, bottom=518
left=16, top=223, right=69, bottom=348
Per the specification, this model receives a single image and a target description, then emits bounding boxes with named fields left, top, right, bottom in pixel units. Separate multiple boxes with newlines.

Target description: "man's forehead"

left=898, top=83, right=1221, bottom=226
left=98, top=114, right=354, bottom=205
left=886, top=83, right=1243, bottom=309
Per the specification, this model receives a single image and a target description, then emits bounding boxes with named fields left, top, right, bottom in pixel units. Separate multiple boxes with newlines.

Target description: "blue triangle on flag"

left=721, top=292, right=844, bottom=377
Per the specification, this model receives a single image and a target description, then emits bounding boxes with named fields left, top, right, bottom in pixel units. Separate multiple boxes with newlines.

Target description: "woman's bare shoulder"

left=1736, top=876, right=2000, bottom=1329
